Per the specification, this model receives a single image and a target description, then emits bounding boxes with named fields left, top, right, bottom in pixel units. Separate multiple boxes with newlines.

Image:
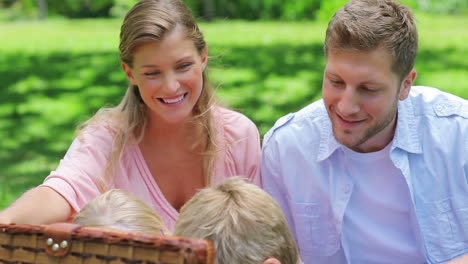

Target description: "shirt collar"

left=392, top=97, right=422, bottom=154
left=317, top=117, right=341, bottom=161
left=317, top=96, right=422, bottom=161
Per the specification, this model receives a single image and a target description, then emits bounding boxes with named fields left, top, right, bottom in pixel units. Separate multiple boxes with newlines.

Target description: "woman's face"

left=122, top=27, right=207, bottom=125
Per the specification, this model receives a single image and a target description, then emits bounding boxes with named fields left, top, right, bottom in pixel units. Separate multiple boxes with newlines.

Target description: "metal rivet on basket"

left=60, top=240, right=68, bottom=249
left=52, top=243, right=60, bottom=251
left=46, top=238, right=54, bottom=246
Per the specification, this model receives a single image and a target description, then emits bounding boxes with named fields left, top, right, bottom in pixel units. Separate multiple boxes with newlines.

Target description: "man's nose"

left=337, top=87, right=360, bottom=116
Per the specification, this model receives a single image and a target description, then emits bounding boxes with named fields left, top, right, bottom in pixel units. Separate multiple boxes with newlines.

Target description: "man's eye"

left=362, top=87, right=377, bottom=92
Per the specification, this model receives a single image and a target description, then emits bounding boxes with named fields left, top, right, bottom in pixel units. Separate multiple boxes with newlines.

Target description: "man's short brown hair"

left=325, top=0, right=418, bottom=80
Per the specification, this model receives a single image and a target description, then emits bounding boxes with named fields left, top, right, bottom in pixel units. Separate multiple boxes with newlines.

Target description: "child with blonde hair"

left=174, top=177, right=301, bottom=264
left=74, top=189, right=169, bottom=235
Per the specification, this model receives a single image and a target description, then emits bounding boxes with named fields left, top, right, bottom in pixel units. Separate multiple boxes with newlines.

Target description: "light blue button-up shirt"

left=261, top=86, right=468, bottom=264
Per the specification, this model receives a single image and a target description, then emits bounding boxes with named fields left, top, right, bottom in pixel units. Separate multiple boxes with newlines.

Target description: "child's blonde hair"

left=174, top=177, right=300, bottom=264
left=74, top=189, right=169, bottom=235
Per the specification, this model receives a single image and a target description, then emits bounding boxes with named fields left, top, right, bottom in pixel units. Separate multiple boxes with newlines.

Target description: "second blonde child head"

left=174, top=177, right=300, bottom=264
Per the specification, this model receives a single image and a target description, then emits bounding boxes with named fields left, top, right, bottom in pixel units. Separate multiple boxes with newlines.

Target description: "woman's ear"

left=399, top=69, right=417, bottom=100
left=121, top=62, right=136, bottom=85
left=201, top=46, right=208, bottom=71
left=263, top=257, right=282, bottom=264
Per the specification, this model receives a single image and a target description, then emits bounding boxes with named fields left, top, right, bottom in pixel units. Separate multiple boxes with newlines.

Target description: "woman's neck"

left=143, top=116, right=202, bottom=151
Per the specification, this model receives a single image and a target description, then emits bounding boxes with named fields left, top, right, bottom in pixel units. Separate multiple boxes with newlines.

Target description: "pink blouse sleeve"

left=215, top=108, right=262, bottom=187
left=40, top=126, right=114, bottom=215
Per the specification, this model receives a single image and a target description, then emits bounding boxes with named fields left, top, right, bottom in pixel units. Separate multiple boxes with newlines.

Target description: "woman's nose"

left=162, top=72, right=180, bottom=93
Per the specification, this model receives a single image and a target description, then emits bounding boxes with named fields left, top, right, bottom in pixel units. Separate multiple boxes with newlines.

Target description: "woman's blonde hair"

left=74, top=189, right=170, bottom=235
left=174, top=177, right=300, bottom=264
left=78, top=0, right=217, bottom=191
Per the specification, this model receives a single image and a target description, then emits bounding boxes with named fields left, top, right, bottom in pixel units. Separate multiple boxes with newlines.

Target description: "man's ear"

left=399, top=69, right=417, bottom=100
left=121, top=62, right=136, bottom=85
left=263, top=257, right=281, bottom=264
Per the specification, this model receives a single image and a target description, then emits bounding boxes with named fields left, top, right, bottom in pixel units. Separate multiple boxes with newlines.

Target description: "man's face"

left=322, top=48, right=414, bottom=153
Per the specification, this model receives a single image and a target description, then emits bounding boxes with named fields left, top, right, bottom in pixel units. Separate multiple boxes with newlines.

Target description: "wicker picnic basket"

left=0, top=223, right=214, bottom=264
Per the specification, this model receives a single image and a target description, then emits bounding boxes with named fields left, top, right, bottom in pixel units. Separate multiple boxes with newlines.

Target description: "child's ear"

left=263, top=258, right=282, bottom=264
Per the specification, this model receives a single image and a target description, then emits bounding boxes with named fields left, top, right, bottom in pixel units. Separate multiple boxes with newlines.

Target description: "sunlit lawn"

left=0, top=13, right=467, bottom=209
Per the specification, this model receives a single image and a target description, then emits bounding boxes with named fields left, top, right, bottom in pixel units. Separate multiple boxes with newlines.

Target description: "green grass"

left=0, top=15, right=467, bottom=209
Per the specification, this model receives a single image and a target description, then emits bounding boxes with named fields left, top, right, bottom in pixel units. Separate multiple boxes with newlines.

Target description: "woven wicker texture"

left=0, top=223, right=214, bottom=264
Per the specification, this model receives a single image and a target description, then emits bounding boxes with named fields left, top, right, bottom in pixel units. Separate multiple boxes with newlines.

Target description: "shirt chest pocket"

left=291, top=202, right=340, bottom=257
left=419, top=197, right=468, bottom=263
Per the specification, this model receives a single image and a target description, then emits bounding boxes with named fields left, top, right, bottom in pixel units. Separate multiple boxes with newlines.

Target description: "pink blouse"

left=41, top=106, right=261, bottom=231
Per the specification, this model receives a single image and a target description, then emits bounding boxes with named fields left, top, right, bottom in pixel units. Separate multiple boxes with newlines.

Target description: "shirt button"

left=435, top=104, right=445, bottom=114
left=343, top=184, right=351, bottom=194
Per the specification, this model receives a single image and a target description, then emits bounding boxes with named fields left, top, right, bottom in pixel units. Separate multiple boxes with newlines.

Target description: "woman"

left=0, top=0, right=261, bottom=231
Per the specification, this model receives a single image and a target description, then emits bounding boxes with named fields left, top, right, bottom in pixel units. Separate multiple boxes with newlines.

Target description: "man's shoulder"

left=263, top=99, right=328, bottom=145
left=408, top=86, right=468, bottom=119
left=396, top=86, right=467, bottom=154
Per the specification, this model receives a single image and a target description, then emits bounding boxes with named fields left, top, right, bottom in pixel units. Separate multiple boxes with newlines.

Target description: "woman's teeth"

left=161, top=94, right=185, bottom=104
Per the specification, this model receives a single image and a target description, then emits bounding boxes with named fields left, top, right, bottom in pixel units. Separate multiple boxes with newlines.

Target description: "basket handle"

left=43, top=223, right=82, bottom=257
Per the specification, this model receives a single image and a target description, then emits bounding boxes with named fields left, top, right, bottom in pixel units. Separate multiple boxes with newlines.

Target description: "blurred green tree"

left=316, top=0, right=348, bottom=21
left=110, top=0, right=138, bottom=17
left=0, top=0, right=466, bottom=22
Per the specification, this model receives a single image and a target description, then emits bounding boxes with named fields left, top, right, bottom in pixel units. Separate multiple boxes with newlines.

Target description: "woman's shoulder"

left=213, top=106, right=259, bottom=138
left=214, top=106, right=257, bottom=128
left=211, top=106, right=261, bottom=183
left=214, top=106, right=257, bottom=132
left=76, top=109, right=125, bottom=140
left=75, top=121, right=120, bottom=149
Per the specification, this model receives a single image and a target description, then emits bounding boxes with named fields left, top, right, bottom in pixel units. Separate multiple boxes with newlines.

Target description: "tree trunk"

left=202, top=0, right=215, bottom=21
left=36, top=0, right=47, bottom=20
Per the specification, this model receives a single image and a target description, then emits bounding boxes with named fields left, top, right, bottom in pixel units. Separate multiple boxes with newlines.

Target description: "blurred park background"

left=0, top=0, right=467, bottom=209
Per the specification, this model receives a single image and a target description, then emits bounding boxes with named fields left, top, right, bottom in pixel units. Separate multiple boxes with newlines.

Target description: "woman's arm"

left=446, top=254, right=468, bottom=264
left=0, top=186, right=71, bottom=224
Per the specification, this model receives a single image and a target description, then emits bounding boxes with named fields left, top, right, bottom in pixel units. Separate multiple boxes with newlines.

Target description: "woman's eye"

left=144, top=71, right=160, bottom=76
left=177, top=62, right=192, bottom=70
left=330, top=79, right=343, bottom=86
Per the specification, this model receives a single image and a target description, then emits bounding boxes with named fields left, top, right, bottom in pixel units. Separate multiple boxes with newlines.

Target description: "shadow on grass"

left=212, top=43, right=326, bottom=134
left=0, top=43, right=466, bottom=208
left=0, top=51, right=124, bottom=208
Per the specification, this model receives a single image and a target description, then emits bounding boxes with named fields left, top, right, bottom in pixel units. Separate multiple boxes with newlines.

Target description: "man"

left=261, top=0, right=468, bottom=263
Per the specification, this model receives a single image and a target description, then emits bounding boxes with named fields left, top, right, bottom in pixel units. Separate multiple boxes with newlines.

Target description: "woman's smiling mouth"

left=158, top=93, right=187, bottom=104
